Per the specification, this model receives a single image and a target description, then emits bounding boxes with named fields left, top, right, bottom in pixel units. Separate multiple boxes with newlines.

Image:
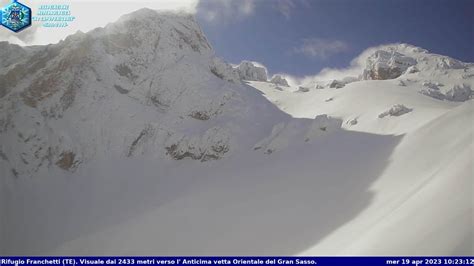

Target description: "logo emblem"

left=1, top=0, right=31, bottom=32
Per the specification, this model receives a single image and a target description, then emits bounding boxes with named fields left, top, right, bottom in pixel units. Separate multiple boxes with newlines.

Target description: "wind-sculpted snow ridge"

left=0, top=8, right=287, bottom=178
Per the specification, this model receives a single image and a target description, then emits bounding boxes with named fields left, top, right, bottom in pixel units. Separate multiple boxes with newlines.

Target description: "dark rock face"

left=165, top=142, right=229, bottom=162
left=189, top=111, right=210, bottom=121
left=365, top=67, right=404, bottom=80
left=56, top=151, right=77, bottom=171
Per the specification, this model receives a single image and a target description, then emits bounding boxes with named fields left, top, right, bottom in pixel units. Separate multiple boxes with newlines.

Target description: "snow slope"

left=249, top=43, right=473, bottom=135
left=248, top=79, right=459, bottom=135
left=0, top=10, right=472, bottom=256
left=302, top=102, right=473, bottom=255
left=10, top=119, right=404, bottom=255
left=245, top=44, right=474, bottom=255
left=22, top=101, right=471, bottom=256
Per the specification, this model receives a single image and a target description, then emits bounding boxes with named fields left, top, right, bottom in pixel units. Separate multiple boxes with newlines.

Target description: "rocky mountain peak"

left=235, top=61, right=268, bottom=81
left=110, top=8, right=211, bottom=53
left=0, top=9, right=287, bottom=178
left=362, top=49, right=417, bottom=80
left=361, top=43, right=469, bottom=81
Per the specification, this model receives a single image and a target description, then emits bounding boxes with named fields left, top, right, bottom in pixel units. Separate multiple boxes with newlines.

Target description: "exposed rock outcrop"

left=297, top=86, right=310, bottom=92
left=210, top=57, right=241, bottom=84
left=304, top=115, right=342, bottom=142
left=378, top=104, right=413, bottom=118
left=235, top=61, right=268, bottom=81
left=419, top=88, right=445, bottom=100
left=328, top=80, right=345, bottom=89
left=445, top=84, right=472, bottom=102
left=56, top=151, right=78, bottom=171
left=362, top=50, right=416, bottom=80
left=165, top=127, right=230, bottom=161
left=270, top=75, right=289, bottom=87
left=419, top=83, right=472, bottom=102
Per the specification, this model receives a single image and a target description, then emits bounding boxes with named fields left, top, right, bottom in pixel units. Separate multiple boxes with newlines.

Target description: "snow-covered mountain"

left=0, top=9, right=288, bottom=178
left=0, top=9, right=472, bottom=255
left=297, top=44, right=473, bottom=102
left=254, top=43, right=473, bottom=134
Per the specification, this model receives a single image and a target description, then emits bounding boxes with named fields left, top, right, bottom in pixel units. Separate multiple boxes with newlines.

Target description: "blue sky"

left=195, top=0, right=474, bottom=76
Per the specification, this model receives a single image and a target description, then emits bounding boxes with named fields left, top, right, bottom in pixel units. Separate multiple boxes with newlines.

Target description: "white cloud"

left=199, top=0, right=256, bottom=23
left=281, top=43, right=401, bottom=88
left=292, top=38, right=349, bottom=59
left=274, top=0, right=309, bottom=19
left=0, top=0, right=198, bottom=46
left=199, top=0, right=308, bottom=23
left=275, top=0, right=295, bottom=20
left=240, top=0, right=256, bottom=15
left=0, top=22, right=40, bottom=46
